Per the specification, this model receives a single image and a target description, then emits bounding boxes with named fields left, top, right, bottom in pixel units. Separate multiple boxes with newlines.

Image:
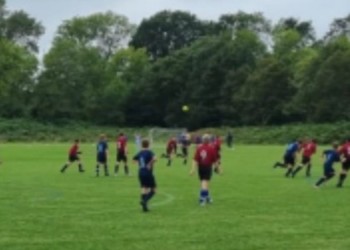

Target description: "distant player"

left=161, top=137, right=177, bottom=166
left=190, top=134, right=218, bottom=206
left=336, top=138, right=350, bottom=188
left=273, top=140, right=300, bottom=177
left=135, top=134, right=141, bottom=151
left=133, top=139, right=157, bottom=212
left=60, top=139, right=84, bottom=173
left=115, top=133, right=129, bottom=176
left=180, top=133, right=191, bottom=165
left=291, top=139, right=317, bottom=178
left=96, top=134, right=109, bottom=177
left=315, top=142, right=340, bottom=187
left=226, top=131, right=233, bottom=148
left=212, top=136, right=223, bottom=174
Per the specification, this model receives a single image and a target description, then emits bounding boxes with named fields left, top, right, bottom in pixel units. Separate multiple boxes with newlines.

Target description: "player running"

left=133, top=139, right=157, bottom=212
left=273, top=140, right=300, bottom=177
left=161, top=137, right=177, bottom=167
left=336, top=138, right=350, bottom=188
left=291, top=139, right=317, bottom=178
left=96, top=134, right=109, bottom=177
left=315, top=142, right=340, bottom=188
left=190, top=134, right=218, bottom=206
left=115, top=133, right=129, bottom=176
left=60, top=139, right=84, bottom=173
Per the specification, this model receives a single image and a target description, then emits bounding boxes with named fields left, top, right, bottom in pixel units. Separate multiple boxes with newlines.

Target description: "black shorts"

left=69, top=155, right=79, bottom=162
left=182, top=147, right=188, bottom=157
left=342, top=159, right=350, bottom=171
left=302, top=156, right=310, bottom=165
left=97, top=154, right=107, bottom=164
left=139, top=173, right=156, bottom=188
left=198, top=166, right=213, bottom=181
left=117, top=151, right=127, bottom=162
left=284, top=155, right=295, bottom=166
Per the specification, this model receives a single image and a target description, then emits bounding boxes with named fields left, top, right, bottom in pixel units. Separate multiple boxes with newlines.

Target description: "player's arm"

left=190, top=150, right=199, bottom=175
left=147, top=156, right=156, bottom=170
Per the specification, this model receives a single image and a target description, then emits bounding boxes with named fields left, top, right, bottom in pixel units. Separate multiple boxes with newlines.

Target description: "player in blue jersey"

left=96, top=134, right=109, bottom=177
left=273, top=140, right=301, bottom=177
left=315, top=143, right=340, bottom=187
left=133, top=139, right=157, bottom=212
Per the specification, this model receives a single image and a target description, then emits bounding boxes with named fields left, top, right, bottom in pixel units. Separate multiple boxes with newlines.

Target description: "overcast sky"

left=6, top=0, right=350, bottom=55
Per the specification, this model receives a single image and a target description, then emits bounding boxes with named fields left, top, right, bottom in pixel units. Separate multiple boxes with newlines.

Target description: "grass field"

left=1, top=143, right=350, bottom=250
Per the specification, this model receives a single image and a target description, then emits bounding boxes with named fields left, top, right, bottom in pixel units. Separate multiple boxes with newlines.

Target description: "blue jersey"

left=133, top=149, right=155, bottom=174
left=97, top=141, right=108, bottom=156
left=285, top=142, right=299, bottom=156
left=324, top=149, right=340, bottom=167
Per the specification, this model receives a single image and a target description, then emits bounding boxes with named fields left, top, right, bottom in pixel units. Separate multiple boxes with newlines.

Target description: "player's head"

left=202, top=134, right=210, bottom=144
left=119, top=133, right=124, bottom=137
left=99, top=134, right=106, bottom=141
left=74, top=139, right=80, bottom=144
left=142, top=139, right=150, bottom=149
left=333, top=142, right=339, bottom=149
left=312, top=139, right=317, bottom=143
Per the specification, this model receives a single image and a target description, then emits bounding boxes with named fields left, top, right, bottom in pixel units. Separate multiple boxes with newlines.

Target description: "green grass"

left=1, top=143, right=350, bottom=250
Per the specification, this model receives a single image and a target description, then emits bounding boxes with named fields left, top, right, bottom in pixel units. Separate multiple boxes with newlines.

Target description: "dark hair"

left=142, top=139, right=150, bottom=148
left=74, top=139, right=79, bottom=143
left=333, top=142, right=339, bottom=149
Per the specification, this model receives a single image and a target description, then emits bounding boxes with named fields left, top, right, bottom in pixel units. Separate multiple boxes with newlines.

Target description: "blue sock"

left=199, top=189, right=208, bottom=202
left=146, top=191, right=155, bottom=201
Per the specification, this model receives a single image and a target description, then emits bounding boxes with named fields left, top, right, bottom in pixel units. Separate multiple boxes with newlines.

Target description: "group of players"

left=60, top=132, right=223, bottom=212
left=273, top=138, right=350, bottom=188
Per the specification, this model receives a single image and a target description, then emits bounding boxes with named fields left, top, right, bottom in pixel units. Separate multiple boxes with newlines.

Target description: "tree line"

left=1, top=0, right=350, bottom=129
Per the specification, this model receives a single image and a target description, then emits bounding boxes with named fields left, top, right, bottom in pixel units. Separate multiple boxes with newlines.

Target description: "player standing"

left=60, top=139, right=84, bottom=173
left=133, top=139, right=157, bottom=212
left=96, top=134, right=109, bottom=177
left=180, top=133, right=191, bottom=165
left=273, top=140, right=300, bottom=177
left=315, top=143, right=340, bottom=187
left=190, top=134, right=218, bottom=206
left=161, top=137, right=177, bottom=166
left=115, top=133, right=129, bottom=176
left=212, top=136, right=223, bottom=174
left=291, top=139, right=317, bottom=178
left=336, top=138, right=350, bottom=188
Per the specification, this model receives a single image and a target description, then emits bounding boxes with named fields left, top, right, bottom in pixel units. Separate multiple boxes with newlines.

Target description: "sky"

left=6, top=0, right=350, bottom=55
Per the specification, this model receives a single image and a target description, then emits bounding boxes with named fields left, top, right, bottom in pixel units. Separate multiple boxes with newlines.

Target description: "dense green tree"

left=130, top=10, right=209, bottom=60
left=325, top=14, right=350, bottom=41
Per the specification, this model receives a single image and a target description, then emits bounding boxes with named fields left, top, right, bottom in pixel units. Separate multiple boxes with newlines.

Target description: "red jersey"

left=194, top=144, right=217, bottom=167
left=69, top=144, right=79, bottom=156
left=302, top=142, right=316, bottom=157
left=117, top=136, right=127, bottom=153
left=167, top=139, right=177, bottom=154
left=339, top=142, right=350, bottom=159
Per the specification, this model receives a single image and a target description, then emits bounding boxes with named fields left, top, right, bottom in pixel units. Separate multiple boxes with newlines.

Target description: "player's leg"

left=60, top=161, right=71, bottom=173
left=285, top=156, right=295, bottom=177
left=183, top=148, right=188, bottom=165
left=140, top=187, right=150, bottom=212
left=315, top=167, right=334, bottom=187
left=292, top=156, right=308, bottom=178
left=96, top=162, right=100, bottom=177
left=166, top=152, right=172, bottom=167
left=115, top=154, right=120, bottom=175
left=336, top=161, right=349, bottom=188
left=273, top=156, right=286, bottom=168
left=306, top=162, right=312, bottom=177
left=198, top=167, right=212, bottom=205
left=77, top=159, right=84, bottom=173
left=123, top=156, right=129, bottom=175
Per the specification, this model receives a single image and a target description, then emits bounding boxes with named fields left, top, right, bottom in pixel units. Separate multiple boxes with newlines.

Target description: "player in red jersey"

left=114, top=133, right=129, bottom=176
left=190, top=134, right=218, bottom=206
left=291, top=139, right=317, bottom=178
left=60, top=139, right=84, bottom=173
left=161, top=137, right=177, bottom=166
left=336, top=138, right=350, bottom=187
left=212, top=136, right=223, bottom=174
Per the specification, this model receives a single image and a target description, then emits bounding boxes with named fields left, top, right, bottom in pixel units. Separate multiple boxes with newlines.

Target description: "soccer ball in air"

left=182, top=105, right=189, bottom=112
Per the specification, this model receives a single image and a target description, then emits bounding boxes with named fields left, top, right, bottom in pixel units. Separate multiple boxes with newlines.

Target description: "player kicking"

left=115, top=133, right=129, bottom=176
left=315, top=143, right=340, bottom=188
left=291, top=139, right=317, bottom=178
left=273, top=140, right=300, bottom=177
left=96, top=134, right=109, bottom=177
left=133, top=139, right=157, bottom=212
left=190, top=134, right=218, bottom=206
left=336, top=138, right=350, bottom=188
left=60, top=139, right=84, bottom=173
left=161, top=137, right=177, bottom=167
